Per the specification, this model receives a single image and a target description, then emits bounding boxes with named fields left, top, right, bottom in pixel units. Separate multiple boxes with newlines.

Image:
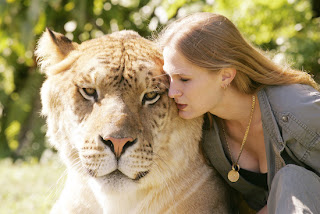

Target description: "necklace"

left=221, top=95, right=256, bottom=183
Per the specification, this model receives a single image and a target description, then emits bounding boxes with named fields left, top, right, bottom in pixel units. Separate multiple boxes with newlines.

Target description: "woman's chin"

left=178, top=111, right=196, bottom=120
left=178, top=109, right=206, bottom=120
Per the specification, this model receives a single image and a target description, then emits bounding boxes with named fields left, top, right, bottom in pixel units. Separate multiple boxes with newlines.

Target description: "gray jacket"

left=202, top=84, right=320, bottom=210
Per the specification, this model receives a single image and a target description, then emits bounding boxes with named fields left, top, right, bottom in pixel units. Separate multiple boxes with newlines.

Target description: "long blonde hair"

left=157, top=12, right=319, bottom=92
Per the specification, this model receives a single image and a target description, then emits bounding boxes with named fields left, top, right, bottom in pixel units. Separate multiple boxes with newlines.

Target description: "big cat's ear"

left=35, top=28, right=78, bottom=75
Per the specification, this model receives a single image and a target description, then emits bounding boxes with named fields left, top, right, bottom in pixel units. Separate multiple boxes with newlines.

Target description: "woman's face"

left=163, top=47, right=223, bottom=119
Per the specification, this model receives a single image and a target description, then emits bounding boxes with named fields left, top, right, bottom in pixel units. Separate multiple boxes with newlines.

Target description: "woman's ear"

left=220, top=68, right=236, bottom=89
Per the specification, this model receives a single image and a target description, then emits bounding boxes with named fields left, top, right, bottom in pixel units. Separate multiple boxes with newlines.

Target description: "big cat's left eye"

left=84, top=88, right=97, bottom=96
left=79, top=88, right=98, bottom=101
left=144, top=92, right=157, bottom=100
left=143, top=92, right=160, bottom=105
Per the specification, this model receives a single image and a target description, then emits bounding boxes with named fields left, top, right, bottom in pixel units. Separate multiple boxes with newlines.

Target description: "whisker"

left=152, top=152, right=175, bottom=174
left=134, top=160, right=177, bottom=213
left=153, top=162, right=176, bottom=193
left=46, top=155, right=85, bottom=201
left=156, top=82, right=169, bottom=90
left=151, top=153, right=178, bottom=203
left=45, top=167, right=68, bottom=202
left=93, top=158, right=104, bottom=177
left=153, top=73, right=169, bottom=78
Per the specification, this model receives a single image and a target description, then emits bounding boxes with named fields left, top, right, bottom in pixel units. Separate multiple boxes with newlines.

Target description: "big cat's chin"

left=88, top=170, right=147, bottom=193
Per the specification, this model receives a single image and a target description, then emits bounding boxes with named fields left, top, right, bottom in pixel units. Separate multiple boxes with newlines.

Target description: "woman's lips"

left=176, top=103, right=187, bottom=110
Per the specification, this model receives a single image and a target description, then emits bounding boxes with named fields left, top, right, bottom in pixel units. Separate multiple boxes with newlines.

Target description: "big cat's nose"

left=100, top=136, right=136, bottom=159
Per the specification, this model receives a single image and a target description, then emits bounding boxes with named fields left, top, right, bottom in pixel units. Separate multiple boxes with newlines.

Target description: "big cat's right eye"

left=83, top=88, right=96, bottom=96
left=79, top=88, right=98, bottom=101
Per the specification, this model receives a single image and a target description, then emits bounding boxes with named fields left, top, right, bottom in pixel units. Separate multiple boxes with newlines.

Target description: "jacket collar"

left=257, top=88, right=285, bottom=152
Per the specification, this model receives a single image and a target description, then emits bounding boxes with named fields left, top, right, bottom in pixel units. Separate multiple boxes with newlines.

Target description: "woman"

left=157, top=12, right=320, bottom=214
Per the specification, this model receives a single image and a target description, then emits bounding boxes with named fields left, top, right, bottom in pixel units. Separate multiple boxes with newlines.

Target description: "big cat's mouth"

left=89, top=169, right=150, bottom=181
left=134, top=171, right=150, bottom=180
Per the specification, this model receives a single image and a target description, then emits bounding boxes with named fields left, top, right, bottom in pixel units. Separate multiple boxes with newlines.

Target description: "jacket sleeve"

left=274, top=84, right=320, bottom=176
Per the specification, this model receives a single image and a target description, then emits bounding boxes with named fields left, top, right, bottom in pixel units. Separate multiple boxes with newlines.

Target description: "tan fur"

left=35, top=29, right=232, bottom=214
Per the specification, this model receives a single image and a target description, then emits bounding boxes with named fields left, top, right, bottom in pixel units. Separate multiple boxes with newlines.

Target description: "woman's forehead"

left=163, top=47, right=191, bottom=75
left=163, top=47, right=213, bottom=78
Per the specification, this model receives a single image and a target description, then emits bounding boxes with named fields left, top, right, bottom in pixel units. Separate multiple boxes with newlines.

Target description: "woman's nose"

left=168, top=83, right=182, bottom=98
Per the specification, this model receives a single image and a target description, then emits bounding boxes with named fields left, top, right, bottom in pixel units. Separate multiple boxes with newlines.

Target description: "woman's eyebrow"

left=173, top=72, right=192, bottom=77
left=163, top=66, right=188, bottom=76
left=165, top=72, right=182, bottom=78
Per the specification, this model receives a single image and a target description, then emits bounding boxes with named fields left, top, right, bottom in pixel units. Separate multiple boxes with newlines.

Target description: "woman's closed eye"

left=180, top=77, right=190, bottom=82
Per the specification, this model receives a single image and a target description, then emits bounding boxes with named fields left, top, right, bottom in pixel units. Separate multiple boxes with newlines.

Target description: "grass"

left=0, top=151, right=66, bottom=214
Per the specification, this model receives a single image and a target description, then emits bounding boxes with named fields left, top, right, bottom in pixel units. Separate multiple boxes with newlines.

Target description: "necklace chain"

left=221, top=95, right=256, bottom=182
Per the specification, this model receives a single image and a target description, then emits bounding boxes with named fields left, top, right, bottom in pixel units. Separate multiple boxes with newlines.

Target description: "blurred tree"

left=160, top=0, right=320, bottom=80
left=0, top=0, right=319, bottom=160
left=312, top=0, right=320, bottom=17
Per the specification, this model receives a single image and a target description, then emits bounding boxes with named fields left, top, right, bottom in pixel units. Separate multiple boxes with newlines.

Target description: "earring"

left=221, top=83, right=230, bottom=90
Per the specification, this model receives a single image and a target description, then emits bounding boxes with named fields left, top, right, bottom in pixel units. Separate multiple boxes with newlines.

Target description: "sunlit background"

left=0, top=0, right=319, bottom=213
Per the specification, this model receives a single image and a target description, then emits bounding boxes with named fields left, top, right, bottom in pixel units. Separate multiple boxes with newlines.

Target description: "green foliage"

left=221, top=0, right=320, bottom=77
left=0, top=0, right=319, bottom=160
left=161, top=0, right=320, bottom=78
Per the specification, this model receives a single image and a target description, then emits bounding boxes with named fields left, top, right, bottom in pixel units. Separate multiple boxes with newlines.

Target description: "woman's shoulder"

left=263, top=83, right=319, bottom=97
left=261, top=84, right=320, bottom=111
left=259, top=84, right=320, bottom=132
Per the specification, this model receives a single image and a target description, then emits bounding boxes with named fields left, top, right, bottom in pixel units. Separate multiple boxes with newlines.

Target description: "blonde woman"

left=157, top=12, right=320, bottom=214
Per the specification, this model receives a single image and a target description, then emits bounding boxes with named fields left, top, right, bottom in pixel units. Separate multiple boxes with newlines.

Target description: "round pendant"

left=228, top=169, right=240, bottom=183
